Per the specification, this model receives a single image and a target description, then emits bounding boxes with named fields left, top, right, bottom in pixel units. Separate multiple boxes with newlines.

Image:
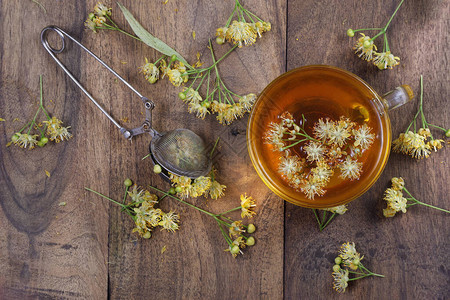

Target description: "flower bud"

left=37, top=140, right=47, bottom=147
left=247, top=223, right=256, bottom=233
left=446, top=129, right=450, bottom=138
left=143, top=231, right=151, bottom=239
left=178, top=92, right=186, bottom=100
left=202, top=101, right=211, bottom=109
left=40, top=137, right=49, bottom=144
left=170, top=54, right=178, bottom=62
left=363, top=40, right=372, bottom=49
left=216, top=36, right=225, bottom=45
left=332, top=264, right=341, bottom=272
left=148, top=77, right=157, bottom=84
left=347, top=29, right=355, bottom=37
left=124, top=178, right=133, bottom=187
left=334, top=256, right=342, bottom=264
left=352, top=258, right=360, bottom=266
left=230, top=245, right=240, bottom=254
left=168, top=187, right=176, bottom=195
left=175, top=186, right=182, bottom=193
left=11, top=134, right=19, bottom=143
left=246, top=236, right=255, bottom=246
left=153, top=164, right=162, bottom=174
left=88, top=13, right=95, bottom=20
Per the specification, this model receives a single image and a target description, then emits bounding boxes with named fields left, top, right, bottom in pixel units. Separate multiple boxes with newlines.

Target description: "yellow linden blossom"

left=323, top=204, right=348, bottom=215
left=228, top=220, right=245, bottom=238
left=300, top=175, right=326, bottom=200
left=170, top=172, right=226, bottom=199
left=428, top=139, right=444, bottom=152
left=338, top=156, right=362, bottom=180
left=353, top=33, right=377, bottom=61
left=373, top=51, right=400, bottom=70
left=352, top=124, right=374, bottom=149
left=225, top=21, right=257, bottom=48
left=225, top=236, right=245, bottom=258
left=240, top=194, right=256, bottom=218
left=304, top=141, right=326, bottom=162
left=207, top=180, right=226, bottom=200
left=93, top=2, right=111, bottom=17
left=140, top=58, right=159, bottom=84
left=311, top=160, right=333, bottom=183
left=188, top=102, right=209, bottom=119
left=391, top=177, right=404, bottom=191
left=43, top=117, right=72, bottom=142
left=332, top=269, right=349, bottom=293
left=278, top=154, right=303, bottom=180
left=158, top=211, right=180, bottom=232
left=167, top=62, right=188, bottom=87
left=251, top=21, right=271, bottom=38
left=383, top=187, right=407, bottom=217
left=14, top=133, right=39, bottom=149
left=339, top=242, right=364, bottom=270
left=239, top=93, right=256, bottom=111
left=182, top=87, right=203, bottom=104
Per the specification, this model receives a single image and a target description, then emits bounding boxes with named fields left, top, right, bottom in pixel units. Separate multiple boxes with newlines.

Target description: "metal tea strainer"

left=41, top=25, right=211, bottom=178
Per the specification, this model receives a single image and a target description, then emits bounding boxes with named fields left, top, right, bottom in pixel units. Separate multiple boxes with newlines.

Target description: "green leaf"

left=117, top=2, right=191, bottom=68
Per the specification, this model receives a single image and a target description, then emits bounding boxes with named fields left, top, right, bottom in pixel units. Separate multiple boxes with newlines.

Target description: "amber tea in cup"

left=247, top=65, right=413, bottom=208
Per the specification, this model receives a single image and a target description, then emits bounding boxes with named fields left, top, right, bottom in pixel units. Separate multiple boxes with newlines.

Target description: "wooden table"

left=1, top=1, right=448, bottom=299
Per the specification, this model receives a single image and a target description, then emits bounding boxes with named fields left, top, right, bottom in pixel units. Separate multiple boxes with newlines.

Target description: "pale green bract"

left=117, top=2, right=192, bottom=68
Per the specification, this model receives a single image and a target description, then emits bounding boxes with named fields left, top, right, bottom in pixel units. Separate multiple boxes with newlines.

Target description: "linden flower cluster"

left=84, top=2, right=112, bottom=32
left=313, top=204, right=348, bottom=231
left=215, top=0, right=271, bottom=48
left=347, top=0, right=404, bottom=70
left=146, top=186, right=258, bottom=258
left=86, top=180, right=180, bottom=239
left=382, top=177, right=449, bottom=218
left=169, top=170, right=227, bottom=200
left=264, top=112, right=375, bottom=200
left=392, top=76, right=448, bottom=159
left=127, top=185, right=179, bottom=238
left=85, top=3, right=258, bottom=125
left=9, top=76, right=72, bottom=150
left=332, top=242, right=384, bottom=293
left=140, top=46, right=257, bottom=124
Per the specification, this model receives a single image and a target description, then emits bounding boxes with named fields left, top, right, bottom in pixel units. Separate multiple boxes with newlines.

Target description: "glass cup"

left=246, top=65, right=413, bottom=208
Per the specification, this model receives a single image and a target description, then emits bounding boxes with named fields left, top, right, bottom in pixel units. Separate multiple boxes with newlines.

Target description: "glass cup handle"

left=382, top=85, right=414, bottom=111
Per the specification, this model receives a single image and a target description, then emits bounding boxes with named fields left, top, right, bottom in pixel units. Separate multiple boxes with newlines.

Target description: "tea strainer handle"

left=41, top=25, right=156, bottom=140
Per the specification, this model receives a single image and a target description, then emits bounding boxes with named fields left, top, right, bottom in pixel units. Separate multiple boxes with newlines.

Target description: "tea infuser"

left=41, top=25, right=212, bottom=178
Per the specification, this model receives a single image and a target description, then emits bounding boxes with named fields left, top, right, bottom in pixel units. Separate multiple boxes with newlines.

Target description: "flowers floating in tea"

left=264, top=112, right=375, bottom=200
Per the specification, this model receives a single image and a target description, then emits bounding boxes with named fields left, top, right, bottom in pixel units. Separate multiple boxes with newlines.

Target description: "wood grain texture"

left=285, top=0, right=449, bottom=299
left=0, top=0, right=448, bottom=299
left=0, top=1, right=109, bottom=299
left=102, top=1, right=286, bottom=299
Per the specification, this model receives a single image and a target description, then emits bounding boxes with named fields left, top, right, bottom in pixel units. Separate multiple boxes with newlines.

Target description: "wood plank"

left=82, top=0, right=287, bottom=299
left=0, top=1, right=109, bottom=299
left=285, top=0, right=449, bottom=298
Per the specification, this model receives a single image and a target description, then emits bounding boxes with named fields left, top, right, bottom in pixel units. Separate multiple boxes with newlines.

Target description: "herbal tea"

left=247, top=66, right=391, bottom=208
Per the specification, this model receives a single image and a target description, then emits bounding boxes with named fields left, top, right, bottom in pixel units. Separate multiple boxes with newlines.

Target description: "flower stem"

left=348, top=274, right=371, bottom=281
left=147, top=186, right=217, bottom=217
left=359, top=264, right=385, bottom=277
left=217, top=206, right=241, bottom=216
left=27, top=107, right=42, bottom=135
left=403, top=187, right=450, bottom=213
left=210, top=137, right=220, bottom=158
left=321, top=212, right=336, bottom=230
left=123, top=185, right=129, bottom=204
left=217, top=219, right=233, bottom=246
left=313, top=209, right=322, bottom=229
left=427, top=123, right=447, bottom=132
left=85, top=187, right=127, bottom=208
left=353, top=28, right=383, bottom=32
left=384, top=0, right=405, bottom=31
